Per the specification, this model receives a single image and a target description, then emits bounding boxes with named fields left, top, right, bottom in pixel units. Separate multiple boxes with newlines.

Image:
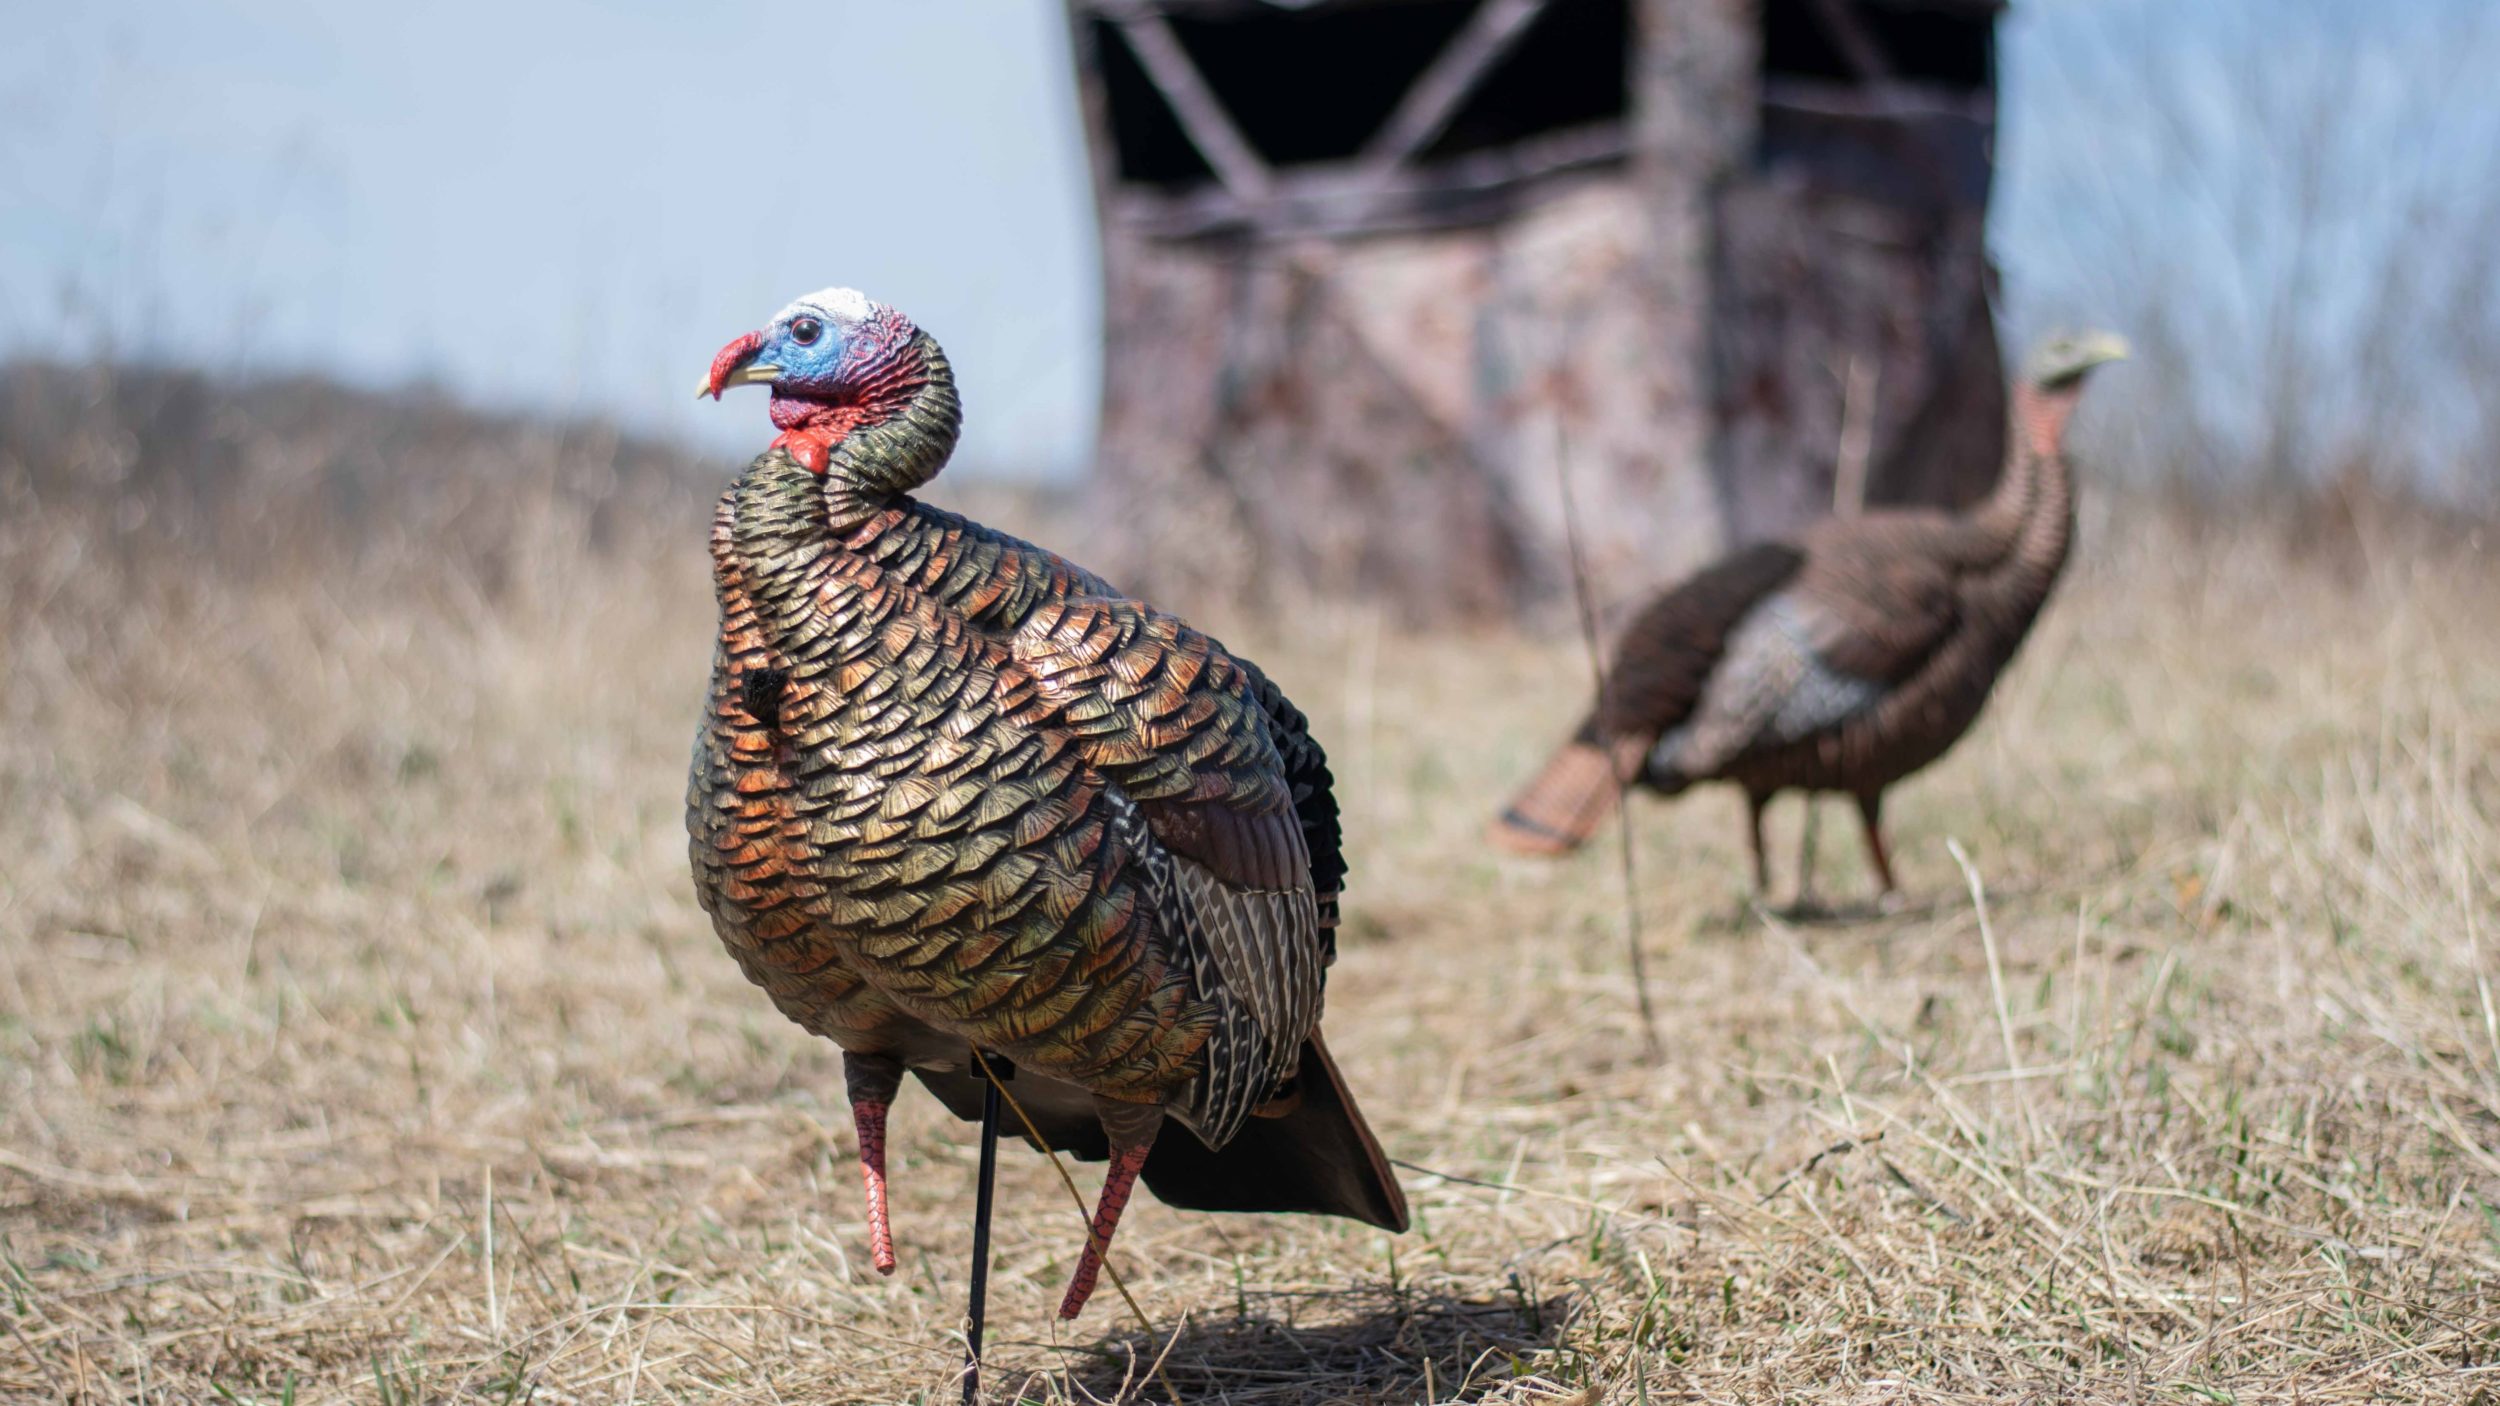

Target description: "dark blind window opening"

left=1420, top=0, right=1631, bottom=163
left=1169, top=1, right=1479, bottom=167
left=1760, top=0, right=1995, bottom=91
left=1095, top=0, right=1632, bottom=192
left=1755, top=0, right=1997, bottom=206
left=1094, top=21, right=1216, bottom=188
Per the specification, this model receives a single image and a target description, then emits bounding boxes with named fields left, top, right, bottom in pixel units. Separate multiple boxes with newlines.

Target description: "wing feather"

left=1006, top=597, right=1331, bottom=1138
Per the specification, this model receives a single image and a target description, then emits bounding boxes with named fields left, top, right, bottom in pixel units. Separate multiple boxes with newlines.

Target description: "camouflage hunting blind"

left=1066, top=0, right=2008, bottom=619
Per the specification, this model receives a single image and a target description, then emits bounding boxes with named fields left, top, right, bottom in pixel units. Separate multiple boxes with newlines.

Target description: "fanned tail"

left=1489, top=735, right=1629, bottom=855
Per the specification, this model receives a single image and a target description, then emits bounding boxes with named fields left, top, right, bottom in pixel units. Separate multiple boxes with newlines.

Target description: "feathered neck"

left=716, top=450, right=921, bottom=692
left=725, top=448, right=828, bottom=557
left=1967, top=378, right=2084, bottom=562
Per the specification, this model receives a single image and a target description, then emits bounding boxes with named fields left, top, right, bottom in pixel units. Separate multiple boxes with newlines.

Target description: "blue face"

left=756, top=306, right=863, bottom=398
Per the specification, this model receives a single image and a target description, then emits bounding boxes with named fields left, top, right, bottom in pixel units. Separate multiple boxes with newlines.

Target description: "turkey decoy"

left=689, top=290, right=1406, bottom=1340
left=1492, top=332, right=2126, bottom=901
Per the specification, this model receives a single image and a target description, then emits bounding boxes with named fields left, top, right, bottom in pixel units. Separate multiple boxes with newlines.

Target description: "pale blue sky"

left=1, top=1, right=1099, bottom=471
left=5, top=1, right=2496, bottom=487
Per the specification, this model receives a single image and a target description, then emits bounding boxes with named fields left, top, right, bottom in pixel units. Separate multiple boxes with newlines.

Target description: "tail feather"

left=1490, top=737, right=1630, bottom=855
left=1138, top=1030, right=1408, bottom=1231
left=911, top=1032, right=1408, bottom=1232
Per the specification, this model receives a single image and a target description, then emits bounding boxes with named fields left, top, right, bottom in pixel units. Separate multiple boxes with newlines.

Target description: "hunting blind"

left=1067, top=0, right=2008, bottom=617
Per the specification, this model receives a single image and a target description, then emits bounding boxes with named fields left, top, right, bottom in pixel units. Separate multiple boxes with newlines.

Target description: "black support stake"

left=963, top=1057, right=1005, bottom=1406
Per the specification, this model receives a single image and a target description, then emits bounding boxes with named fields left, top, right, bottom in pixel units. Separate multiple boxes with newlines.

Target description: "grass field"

left=3, top=434, right=2498, bottom=1403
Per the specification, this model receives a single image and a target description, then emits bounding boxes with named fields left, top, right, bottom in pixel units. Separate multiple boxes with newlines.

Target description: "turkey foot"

left=845, top=1052, right=905, bottom=1275
left=1060, top=1141, right=1152, bottom=1319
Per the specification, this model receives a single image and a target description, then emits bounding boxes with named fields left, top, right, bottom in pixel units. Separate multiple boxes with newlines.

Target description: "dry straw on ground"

left=2, top=381, right=2496, bottom=1403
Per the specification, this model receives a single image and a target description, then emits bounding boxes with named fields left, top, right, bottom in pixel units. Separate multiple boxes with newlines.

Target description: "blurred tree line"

left=2001, top=0, right=2500, bottom=510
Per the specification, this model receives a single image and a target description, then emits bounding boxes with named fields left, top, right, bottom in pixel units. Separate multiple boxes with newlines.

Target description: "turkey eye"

left=789, top=317, right=822, bottom=346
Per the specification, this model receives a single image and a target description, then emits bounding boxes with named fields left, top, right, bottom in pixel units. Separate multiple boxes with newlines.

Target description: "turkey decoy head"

left=2017, top=330, right=2127, bottom=455
left=700, top=287, right=960, bottom=491
left=2026, top=330, right=2129, bottom=392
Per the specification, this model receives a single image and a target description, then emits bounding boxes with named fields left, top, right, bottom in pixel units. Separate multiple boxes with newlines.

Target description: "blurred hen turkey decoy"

left=688, top=289, right=1405, bottom=1323
left=1492, top=333, right=2126, bottom=900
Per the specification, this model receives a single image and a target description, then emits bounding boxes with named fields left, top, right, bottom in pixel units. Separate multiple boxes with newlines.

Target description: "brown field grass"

left=3, top=390, right=2498, bottom=1404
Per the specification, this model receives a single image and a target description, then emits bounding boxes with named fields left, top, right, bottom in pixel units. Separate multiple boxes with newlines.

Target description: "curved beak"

left=2073, top=331, right=2131, bottom=370
left=698, top=330, right=776, bottom=400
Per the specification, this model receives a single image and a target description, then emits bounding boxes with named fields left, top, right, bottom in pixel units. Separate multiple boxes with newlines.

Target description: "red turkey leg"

left=844, top=1053, right=905, bottom=1275
left=1855, top=792, right=1899, bottom=898
left=852, top=1101, right=896, bottom=1274
left=1059, top=1142, right=1152, bottom=1320
left=1744, top=791, right=1771, bottom=896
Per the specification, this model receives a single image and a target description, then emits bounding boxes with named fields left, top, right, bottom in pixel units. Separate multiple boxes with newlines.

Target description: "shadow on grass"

left=1691, top=874, right=2086, bottom=936
left=1765, top=894, right=1936, bottom=927
left=1001, top=1284, right=1575, bottom=1405
left=1691, top=892, right=1934, bottom=936
left=1759, top=870, right=2099, bottom=930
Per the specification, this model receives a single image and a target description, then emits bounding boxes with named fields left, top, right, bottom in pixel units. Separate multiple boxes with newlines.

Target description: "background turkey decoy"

left=1492, top=333, right=2127, bottom=901
left=688, top=288, right=1406, bottom=1324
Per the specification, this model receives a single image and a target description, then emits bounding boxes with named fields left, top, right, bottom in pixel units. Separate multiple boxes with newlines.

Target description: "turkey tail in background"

left=1489, top=733, right=1627, bottom=855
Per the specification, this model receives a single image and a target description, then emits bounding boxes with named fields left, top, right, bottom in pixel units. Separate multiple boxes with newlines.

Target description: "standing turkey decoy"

left=687, top=288, right=1406, bottom=1330
left=1492, top=332, right=2126, bottom=901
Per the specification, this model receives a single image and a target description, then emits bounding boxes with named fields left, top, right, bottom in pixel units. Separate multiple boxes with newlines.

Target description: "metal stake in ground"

left=962, top=1054, right=1008, bottom=1406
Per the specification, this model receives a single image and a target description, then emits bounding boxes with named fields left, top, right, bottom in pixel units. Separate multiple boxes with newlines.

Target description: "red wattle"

left=769, top=400, right=875, bottom=475
left=773, top=428, right=836, bottom=474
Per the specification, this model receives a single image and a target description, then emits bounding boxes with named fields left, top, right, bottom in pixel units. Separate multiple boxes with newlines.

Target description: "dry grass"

left=2, top=401, right=2498, bottom=1404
